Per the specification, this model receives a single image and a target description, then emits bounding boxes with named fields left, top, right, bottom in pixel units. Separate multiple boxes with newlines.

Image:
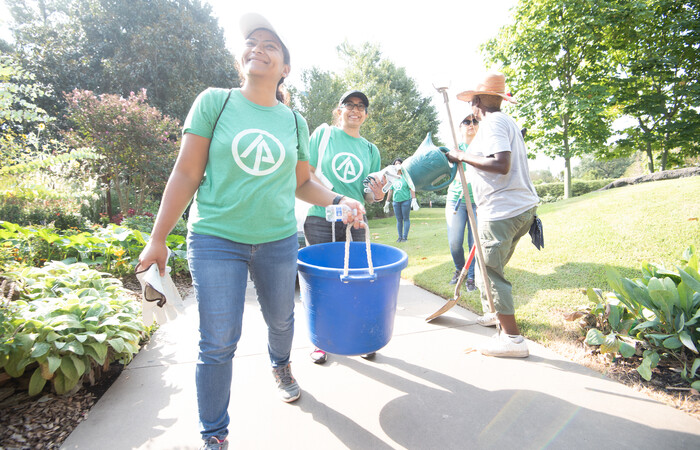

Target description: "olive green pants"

left=476, top=206, right=537, bottom=315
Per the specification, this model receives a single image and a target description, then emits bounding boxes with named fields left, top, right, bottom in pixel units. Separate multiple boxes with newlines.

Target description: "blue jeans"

left=187, top=232, right=299, bottom=441
left=393, top=200, right=411, bottom=239
left=445, top=200, right=477, bottom=280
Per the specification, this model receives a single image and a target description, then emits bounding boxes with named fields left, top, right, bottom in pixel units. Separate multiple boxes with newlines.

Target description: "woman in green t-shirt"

left=137, top=13, right=363, bottom=450
left=303, top=90, right=384, bottom=246
left=385, top=158, right=418, bottom=242
left=304, top=90, right=384, bottom=365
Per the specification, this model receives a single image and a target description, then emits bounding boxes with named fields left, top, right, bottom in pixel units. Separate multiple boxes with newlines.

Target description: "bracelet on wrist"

left=332, top=194, right=345, bottom=205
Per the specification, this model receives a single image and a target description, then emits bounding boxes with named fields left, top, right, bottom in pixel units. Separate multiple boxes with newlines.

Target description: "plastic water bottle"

left=325, top=204, right=357, bottom=222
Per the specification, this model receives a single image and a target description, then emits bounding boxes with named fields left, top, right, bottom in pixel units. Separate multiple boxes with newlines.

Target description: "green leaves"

left=587, top=245, right=700, bottom=387
left=0, top=260, right=147, bottom=396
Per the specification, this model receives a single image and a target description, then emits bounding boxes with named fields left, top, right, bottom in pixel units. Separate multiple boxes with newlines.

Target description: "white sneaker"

left=480, top=333, right=529, bottom=358
left=476, top=312, right=499, bottom=327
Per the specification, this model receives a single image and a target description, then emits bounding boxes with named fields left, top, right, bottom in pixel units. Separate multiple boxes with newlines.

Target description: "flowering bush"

left=63, top=89, right=181, bottom=214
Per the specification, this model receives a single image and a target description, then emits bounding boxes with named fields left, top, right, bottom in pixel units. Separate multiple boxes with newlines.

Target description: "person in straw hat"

left=446, top=72, right=539, bottom=358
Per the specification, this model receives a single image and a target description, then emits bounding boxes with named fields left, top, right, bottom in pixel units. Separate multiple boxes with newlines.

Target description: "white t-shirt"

left=467, top=112, right=539, bottom=221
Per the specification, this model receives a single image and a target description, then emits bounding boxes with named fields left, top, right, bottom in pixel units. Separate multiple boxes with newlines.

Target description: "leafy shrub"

left=0, top=221, right=188, bottom=277
left=583, top=245, right=700, bottom=389
left=0, top=261, right=147, bottom=395
left=0, top=194, right=89, bottom=231
left=534, top=179, right=613, bottom=201
left=121, top=210, right=187, bottom=237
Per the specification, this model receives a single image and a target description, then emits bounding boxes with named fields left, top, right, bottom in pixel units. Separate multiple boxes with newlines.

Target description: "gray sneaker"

left=448, top=269, right=460, bottom=285
left=466, top=279, right=477, bottom=292
left=476, top=312, right=499, bottom=327
left=272, top=363, right=301, bottom=402
left=200, top=436, right=228, bottom=450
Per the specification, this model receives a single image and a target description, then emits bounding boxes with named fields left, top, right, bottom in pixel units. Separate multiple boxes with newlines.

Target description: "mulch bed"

left=0, top=363, right=123, bottom=450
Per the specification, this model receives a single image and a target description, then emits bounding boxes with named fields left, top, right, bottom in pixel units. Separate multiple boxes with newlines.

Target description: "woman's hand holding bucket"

left=338, top=196, right=366, bottom=229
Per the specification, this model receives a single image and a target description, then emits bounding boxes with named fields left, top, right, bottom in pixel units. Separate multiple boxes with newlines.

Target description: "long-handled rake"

left=425, top=85, right=497, bottom=323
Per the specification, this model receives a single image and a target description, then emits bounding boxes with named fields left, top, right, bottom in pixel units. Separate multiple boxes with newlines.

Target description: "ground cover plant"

left=0, top=221, right=188, bottom=278
left=0, top=261, right=146, bottom=395
left=368, top=177, right=700, bottom=390
left=581, top=245, right=699, bottom=389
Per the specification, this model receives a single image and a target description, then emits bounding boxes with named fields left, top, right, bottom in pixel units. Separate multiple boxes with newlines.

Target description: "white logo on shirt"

left=331, top=152, right=363, bottom=183
left=232, top=129, right=285, bottom=176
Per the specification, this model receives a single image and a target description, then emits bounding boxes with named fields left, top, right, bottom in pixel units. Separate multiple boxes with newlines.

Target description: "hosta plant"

left=585, top=245, right=700, bottom=389
left=0, top=261, right=147, bottom=395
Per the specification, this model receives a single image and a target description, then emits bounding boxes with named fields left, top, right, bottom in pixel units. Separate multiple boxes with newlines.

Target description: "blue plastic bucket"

left=298, top=242, right=408, bottom=355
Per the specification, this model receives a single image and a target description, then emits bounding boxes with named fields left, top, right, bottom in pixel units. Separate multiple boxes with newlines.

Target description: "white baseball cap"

left=239, top=12, right=288, bottom=53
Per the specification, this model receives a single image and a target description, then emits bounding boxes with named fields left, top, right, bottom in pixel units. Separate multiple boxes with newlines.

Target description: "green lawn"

left=367, top=176, right=700, bottom=344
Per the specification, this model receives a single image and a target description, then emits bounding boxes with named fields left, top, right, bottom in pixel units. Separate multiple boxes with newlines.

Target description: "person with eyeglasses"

left=446, top=72, right=539, bottom=358
left=446, top=114, right=479, bottom=291
left=303, top=89, right=384, bottom=364
left=137, top=14, right=364, bottom=450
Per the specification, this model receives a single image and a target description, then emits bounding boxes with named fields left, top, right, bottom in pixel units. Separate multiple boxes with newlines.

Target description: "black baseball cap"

left=339, top=90, right=369, bottom=108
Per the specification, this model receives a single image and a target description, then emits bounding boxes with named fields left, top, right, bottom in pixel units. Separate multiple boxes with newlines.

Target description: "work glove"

left=135, top=257, right=183, bottom=326
left=411, top=198, right=420, bottom=211
left=383, top=202, right=390, bottom=214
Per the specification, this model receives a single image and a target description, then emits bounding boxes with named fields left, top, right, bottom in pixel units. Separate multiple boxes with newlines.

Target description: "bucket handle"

left=340, top=221, right=375, bottom=283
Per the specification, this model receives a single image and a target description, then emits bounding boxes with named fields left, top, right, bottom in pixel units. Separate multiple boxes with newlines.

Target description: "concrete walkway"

left=62, top=279, right=700, bottom=449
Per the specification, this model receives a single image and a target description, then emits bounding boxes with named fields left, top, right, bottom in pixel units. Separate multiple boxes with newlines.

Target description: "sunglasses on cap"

left=461, top=118, right=479, bottom=126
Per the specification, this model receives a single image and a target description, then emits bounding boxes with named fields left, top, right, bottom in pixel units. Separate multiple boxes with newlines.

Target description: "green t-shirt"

left=390, top=172, right=413, bottom=203
left=183, top=88, right=309, bottom=244
left=306, top=125, right=381, bottom=218
left=446, top=142, right=474, bottom=203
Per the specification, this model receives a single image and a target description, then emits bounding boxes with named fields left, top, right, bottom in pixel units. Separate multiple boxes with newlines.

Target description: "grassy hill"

left=367, top=176, right=700, bottom=344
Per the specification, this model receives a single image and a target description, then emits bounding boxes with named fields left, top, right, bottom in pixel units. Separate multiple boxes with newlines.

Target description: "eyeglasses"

left=342, top=102, right=366, bottom=112
left=461, top=118, right=479, bottom=126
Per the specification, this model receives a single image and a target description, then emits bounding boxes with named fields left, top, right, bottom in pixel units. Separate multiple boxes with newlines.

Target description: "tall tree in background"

left=483, top=0, right=613, bottom=198
left=338, top=42, right=440, bottom=165
left=604, top=0, right=700, bottom=173
left=7, top=0, right=238, bottom=123
left=290, top=67, right=345, bottom=134
left=295, top=43, right=440, bottom=166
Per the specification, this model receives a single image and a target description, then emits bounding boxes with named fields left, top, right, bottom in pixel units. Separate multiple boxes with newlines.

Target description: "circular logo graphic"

left=232, top=129, right=285, bottom=176
left=331, top=152, right=364, bottom=183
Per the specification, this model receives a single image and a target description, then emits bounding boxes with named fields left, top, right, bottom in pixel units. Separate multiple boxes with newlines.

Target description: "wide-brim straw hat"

left=457, top=72, right=517, bottom=104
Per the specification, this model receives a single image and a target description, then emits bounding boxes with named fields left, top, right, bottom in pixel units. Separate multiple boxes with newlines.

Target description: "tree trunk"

left=661, top=147, right=668, bottom=172
left=562, top=114, right=572, bottom=198
left=645, top=142, right=654, bottom=173
left=564, top=156, right=572, bottom=199
left=136, top=177, right=146, bottom=213
left=102, top=175, right=113, bottom=219
left=112, top=179, right=127, bottom=217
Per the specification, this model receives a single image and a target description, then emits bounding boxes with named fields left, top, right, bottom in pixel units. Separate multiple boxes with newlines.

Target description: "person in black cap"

left=138, top=12, right=364, bottom=450
left=303, top=89, right=385, bottom=364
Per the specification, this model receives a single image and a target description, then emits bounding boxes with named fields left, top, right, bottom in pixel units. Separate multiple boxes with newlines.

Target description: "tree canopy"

left=604, top=0, right=700, bottom=172
left=483, top=0, right=614, bottom=198
left=295, top=42, right=441, bottom=167
left=7, top=0, right=239, bottom=123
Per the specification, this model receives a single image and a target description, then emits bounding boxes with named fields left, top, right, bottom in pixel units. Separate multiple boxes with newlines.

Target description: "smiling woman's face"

left=338, top=95, right=368, bottom=129
left=240, top=28, right=289, bottom=81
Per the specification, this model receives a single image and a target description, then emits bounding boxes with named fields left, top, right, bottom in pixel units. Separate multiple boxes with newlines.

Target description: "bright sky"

left=206, top=0, right=564, bottom=173
left=207, top=0, right=516, bottom=141
left=0, top=0, right=565, bottom=173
